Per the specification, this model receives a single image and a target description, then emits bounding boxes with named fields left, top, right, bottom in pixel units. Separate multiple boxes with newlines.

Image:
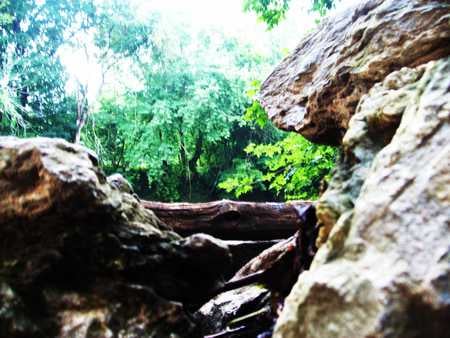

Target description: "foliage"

left=93, top=0, right=158, bottom=64
left=312, top=0, right=335, bottom=16
left=220, top=69, right=336, bottom=200
left=1, top=0, right=338, bottom=203
left=218, top=0, right=338, bottom=201
left=243, top=0, right=290, bottom=29
left=243, top=80, right=270, bottom=128
left=0, top=0, right=95, bottom=139
left=243, top=0, right=335, bottom=28
left=219, top=133, right=336, bottom=200
left=0, top=45, right=27, bottom=133
left=83, top=22, right=281, bottom=201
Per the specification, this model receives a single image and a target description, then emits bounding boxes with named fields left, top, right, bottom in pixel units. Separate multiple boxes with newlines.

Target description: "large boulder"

left=259, top=0, right=450, bottom=145
left=258, top=0, right=450, bottom=337
left=0, top=137, right=231, bottom=337
left=273, top=53, right=450, bottom=338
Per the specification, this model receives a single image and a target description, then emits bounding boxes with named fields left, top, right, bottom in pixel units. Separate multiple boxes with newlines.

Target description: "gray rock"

left=196, top=285, right=271, bottom=335
left=107, top=173, right=135, bottom=195
left=274, top=57, right=450, bottom=338
left=315, top=63, right=428, bottom=247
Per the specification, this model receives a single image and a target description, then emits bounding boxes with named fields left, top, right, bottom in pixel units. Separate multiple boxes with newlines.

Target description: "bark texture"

left=142, top=199, right=312, bottom=240
left=259, top=0, right=450, bottom=145
left=196, top=204, right=318, bottom=337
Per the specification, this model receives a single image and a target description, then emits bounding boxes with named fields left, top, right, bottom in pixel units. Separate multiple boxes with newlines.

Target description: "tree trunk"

left=141, top=199, right=314, bottom=240
left=75, top=82, right=88, bottom=144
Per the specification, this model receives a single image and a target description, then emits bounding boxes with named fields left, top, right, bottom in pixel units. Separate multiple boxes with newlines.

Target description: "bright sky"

left=133, top=0, right=316, bottom=49
left=59, top=0, right=358, bottom=102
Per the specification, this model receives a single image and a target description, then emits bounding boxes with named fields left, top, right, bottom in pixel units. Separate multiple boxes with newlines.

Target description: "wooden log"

left=231, top=203, right=317, bottom=284
left=218, top=234, right=300, bottom=296
left=141, top=199, right=314, bottom=240
left=215, top=205, right=317, bottom=296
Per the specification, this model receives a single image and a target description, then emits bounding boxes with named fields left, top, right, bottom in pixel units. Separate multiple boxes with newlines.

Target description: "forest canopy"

left=0, top=0, right=337, bottom=202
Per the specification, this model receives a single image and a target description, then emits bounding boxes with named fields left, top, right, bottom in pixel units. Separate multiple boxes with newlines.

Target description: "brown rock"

left=0, top=137, right=232, bottom=337
left=0, top=137, right=168, bottom=233
left=259, top=0, right=450, bottom=145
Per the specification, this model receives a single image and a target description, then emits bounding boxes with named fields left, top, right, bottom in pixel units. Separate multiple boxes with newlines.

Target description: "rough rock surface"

left=259, top=0, right=450, bottom=145
left=0, top=137, right=232, bottom=337
left=0, top=138, right=171, bottom=238
left=196, top=285, right=271, bottom=335
left=315, top=63, right=428, bottom=247
left=274, top=57, right=450, bottom=338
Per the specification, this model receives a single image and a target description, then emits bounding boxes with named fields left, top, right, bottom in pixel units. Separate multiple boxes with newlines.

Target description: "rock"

left=0, top=137, right=231, bottom=337
left=274, top=57, right=450, bottom=338
left=260, top=4, right=450, bottom=334
left=315, top=63, right=428, bottom=247
left=0, top=137, right=167, bottom=233
left=107, top=173, right=135, bottom=195
left=195, top=285, right=271, bottom=336
left=259, top=0, right=450, bottom=145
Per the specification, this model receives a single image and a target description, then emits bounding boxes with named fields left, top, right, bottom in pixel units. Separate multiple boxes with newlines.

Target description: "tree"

left=1, top=0, right=338, bottom=203
left=83, top=18, right=281, bottom=201
left=0, top=0, right=95, bottom=140
left=243, top=0, right=335, bottom=29
left=219, top=133, right=336, bottom=200
left=219, top=78, right=336, bottom=200
left=218, top=0, right=338, bottom=201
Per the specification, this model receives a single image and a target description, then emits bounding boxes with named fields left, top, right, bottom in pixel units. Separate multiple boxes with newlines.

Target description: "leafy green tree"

left=0, top=45, right=26, bottom=133
left=218, top=0, right=338, bottom=201
left=219, top=133, right=336, bottom=200
left=243, top=0, right=335, bottom=28
left=0, top=0, right=95, bottom=139
left=83, top=19, right=281, bottom=201
left=219, top=77, right=336, bottom=200
left=0, top=0, right=338, bottom=203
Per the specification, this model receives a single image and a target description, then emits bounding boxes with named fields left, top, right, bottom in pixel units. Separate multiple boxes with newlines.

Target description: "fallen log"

left=212, top=204, right=317, bottom=298
left=195, top=216, right=318, bottom=337
left=194, top=206, right=317, bottom=338
left=141, top=199, right=313, bottom=240
left=221, top=234, right=300, bottom=296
